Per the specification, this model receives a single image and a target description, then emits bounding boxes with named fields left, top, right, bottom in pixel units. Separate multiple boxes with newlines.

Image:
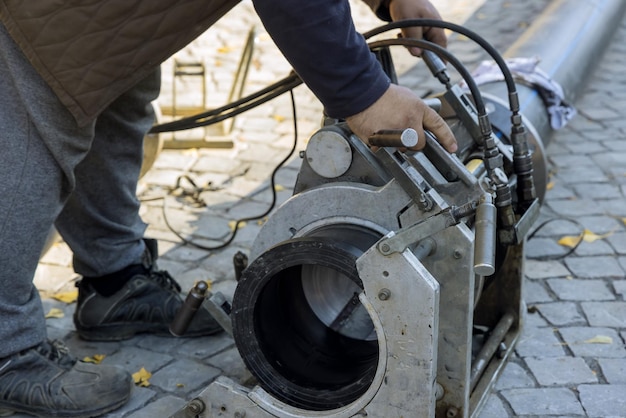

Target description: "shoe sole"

left=76, top=322, right=223, bottom=341
left=0, top=391, right=129, bottom=418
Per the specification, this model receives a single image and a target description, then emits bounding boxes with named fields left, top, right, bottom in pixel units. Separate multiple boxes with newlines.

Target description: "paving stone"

left=205, top=346, right=250, bottom=383
left=42, top=299, right=77, bottom=332
left=104, top=386, right=157, bottom=418
left=553, top=165, right=610, bottom=184
left=559, top=327, right=626, bottom=358
left=149, top=358, right=221, bottom=394
left=192, top=153, right=243, bottom=175
left=581, top=301, right=626, bottom=327
left=574, top=239, right=615, bottom=256
left=542, top=181, right=577, bottom=199
left=547, top=278, right=615, bottom=301
left=549, top=154, right=597, bottom=169
left=62, top=333, right=123, bottom=360
left=614, top=279, right=626, bottom=297
left=494, top=361, right=535, bottom=390
left=140, top=168, right=187, bottom=188
left=162, top=244, right=211, bottom=263
left=523, top=281, right=554, bottom=304
left=515, top=326, right=566, bottom=358
left=525, top=260, right=571, bottom=279
left=524, top=357, right=597, bottom=386
left=604, top=139, right=626, bottom=151
left=592, top=151, right=626, bottom=168
left=598, top=358, right=626, bottom=384
left=606, top=232, right=626, bottom=255
left=565, top=256, right=624, bottom=279
left=102, top=346, right=174, bottom=374
left=524, top=310, right=549, bottom=327
left=134, top=335, right=187, bottom=354
left=476, top=394, right=509, bottom=418
left=578, top=215, right=624, bottom=235
left=547, top=198, right=607, bottom=217
left=573, top=183, right=622, bottom=200
left=33, top=263, right=78, bottom=295
left=578, top=384, right=626, bottom=418
left=154, top=259, right=191, bottom=280
left=125, top=395, right=186, bottom=418
left=500, top=387, right=584, bottom=416
left=525, top=237, right=572, bottom=260
left=534, top=302, right=586, bottom=327
left=527, top=216, right=587, bottom=238
left=176, top=333, right=235, bottom=359
left=582, top=107, right=621, bottom=121
left=191, top=213, right=233, bottom=240
left=39, top=241, right=74, bottom=266
left=598, top=198, right=626, bottom=217
left=152, top=149, right=198, bottom=171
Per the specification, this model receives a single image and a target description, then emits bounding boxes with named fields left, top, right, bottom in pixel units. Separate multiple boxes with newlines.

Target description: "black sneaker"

left=73, top=240, right=223, bottom=341
left=0, top=340, right=131, bottom=418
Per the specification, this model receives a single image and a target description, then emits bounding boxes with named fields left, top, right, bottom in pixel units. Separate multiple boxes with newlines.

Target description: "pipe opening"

left=232, top=226, right=381, bottom=410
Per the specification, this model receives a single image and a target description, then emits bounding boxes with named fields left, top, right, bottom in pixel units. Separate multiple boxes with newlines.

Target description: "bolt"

left=446, top=406, right=459, bottom=418
left=378, top=288, right=391, bottom=301
left=435, top=382, right=445, bottom=401
left=380, top=243, right=390, bottom=254
left=186, top=398, right=206, bottom=414
left=234, top=411, right=246, bottom=418
left=453, top=249, right=462, bottom=259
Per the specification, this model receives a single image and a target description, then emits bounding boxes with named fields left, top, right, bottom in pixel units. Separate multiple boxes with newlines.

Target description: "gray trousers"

left=0, top=23, right=159, bottom=357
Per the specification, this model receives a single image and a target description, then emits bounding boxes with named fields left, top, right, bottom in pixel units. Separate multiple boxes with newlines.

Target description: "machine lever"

left=377, top=201, right=476, bottom=256
left=368, top=128, right=418, bottom=148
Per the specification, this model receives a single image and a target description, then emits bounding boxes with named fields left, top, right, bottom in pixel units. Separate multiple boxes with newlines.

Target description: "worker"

left=0, top=0, right=455, bottom=416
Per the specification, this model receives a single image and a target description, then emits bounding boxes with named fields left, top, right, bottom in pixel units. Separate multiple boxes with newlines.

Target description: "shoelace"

left=149, top=269, right=182, bottom=293
left=35, top=340, right=76, bottom=368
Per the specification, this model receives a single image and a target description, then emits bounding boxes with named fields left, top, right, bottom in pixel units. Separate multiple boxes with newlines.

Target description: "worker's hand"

left=388, top=0, right=447, bottom=56
left=345, top=83, right=457, bottom=152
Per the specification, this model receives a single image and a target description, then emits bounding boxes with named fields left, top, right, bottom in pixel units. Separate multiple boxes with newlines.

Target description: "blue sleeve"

left=252, top=0, right=390, bottom=118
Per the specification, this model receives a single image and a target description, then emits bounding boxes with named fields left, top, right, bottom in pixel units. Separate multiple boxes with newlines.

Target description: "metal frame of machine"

left=170, top=1, right=626, bottom=417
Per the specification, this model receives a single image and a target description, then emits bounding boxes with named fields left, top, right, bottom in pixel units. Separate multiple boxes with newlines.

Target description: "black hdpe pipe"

left=480, top=0, right=626, bottom=198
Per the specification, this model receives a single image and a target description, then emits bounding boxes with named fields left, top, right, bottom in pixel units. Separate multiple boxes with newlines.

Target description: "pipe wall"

left=481, top=0, right=626, bottom=148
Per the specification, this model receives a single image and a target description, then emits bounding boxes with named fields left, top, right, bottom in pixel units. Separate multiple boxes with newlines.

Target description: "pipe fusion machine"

left=172, top=1, right=626, bottom=417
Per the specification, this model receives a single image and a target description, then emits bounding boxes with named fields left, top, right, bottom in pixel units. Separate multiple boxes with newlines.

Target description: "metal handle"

left=368, top=128, right=418, bottom=148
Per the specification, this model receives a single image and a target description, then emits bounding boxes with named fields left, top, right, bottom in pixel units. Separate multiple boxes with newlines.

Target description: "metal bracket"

left=377, top=202, right=475, bottom=256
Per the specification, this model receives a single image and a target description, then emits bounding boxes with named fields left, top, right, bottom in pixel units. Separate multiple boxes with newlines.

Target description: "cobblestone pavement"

left=30, top=0, right=626, bottom=417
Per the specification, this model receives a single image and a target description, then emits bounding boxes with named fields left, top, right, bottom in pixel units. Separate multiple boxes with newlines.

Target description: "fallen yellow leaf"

left=51, top=290, right=78, bottom=304
left=132, top=367, right=152, bottom=387
left=217, top=46, right=232, bottom=53
left=546, top=181, right=555, bottom=190
left=45, top=308, right=64, bottom=319
left=274, top=184, right=285, bottom=192
left=584, top=335, right=613, bottom=344
left=581, top=229, right=613, bottom=242
left=82, top=354, right=106, bottom=364
left=557, top=234, right=583, bottom=248
left=272, top=114, right=286, bottom=122
left=558, top=229, right=613, bottom=248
